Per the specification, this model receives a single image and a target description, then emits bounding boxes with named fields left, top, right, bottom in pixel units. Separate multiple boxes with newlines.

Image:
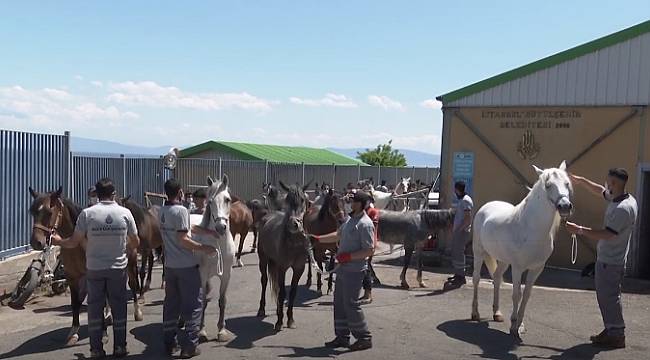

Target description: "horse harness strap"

left=33, top=198, right=65, bottom=234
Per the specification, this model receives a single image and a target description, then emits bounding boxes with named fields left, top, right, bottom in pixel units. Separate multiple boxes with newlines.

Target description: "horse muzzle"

left=556, top=198, right=573, bottom=219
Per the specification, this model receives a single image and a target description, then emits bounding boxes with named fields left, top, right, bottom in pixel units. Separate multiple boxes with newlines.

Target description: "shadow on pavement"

left=130, top=323, right=165, bottom=359
left=547, top=343, right=608, bottom=360
left=0, top=326, right=88, bottom=359
left=225, top=315, right=276, bottom=350
left=263, top=345, right=343, bottom=358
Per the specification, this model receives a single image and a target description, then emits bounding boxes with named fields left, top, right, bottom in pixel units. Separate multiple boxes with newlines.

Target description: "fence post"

left=412, top=166, right=416, bottom=180
left=301, top=162, right=305, bottom=185
left=219, top=157, right=223, bottom=179
left=425, top=167, right=429, bottom=184
left=377, top=164, right=381, bottom=183
left=357, top=164, right=361, bottom=182
left=64, top=131, right=72, bottom=198
left=332, top=163, right=336, bottom=189
left=121, top=154, right=127, bottom=197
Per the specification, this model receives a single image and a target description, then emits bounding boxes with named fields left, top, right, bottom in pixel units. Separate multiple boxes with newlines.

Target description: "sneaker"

left=90, top=349, right=106, bottom=359
left=350, top=339, right=373, bottom=351
left=325, top=337, right=350, bottom=348
left=165, top=343, right=180, bottom=356
left=180, top=346, right=201, bottom=359
left=448, top=275, right=466, bottom=286
left=591, top=330, right=625, bottom=349
left=113, top=346, right=128, bottom=358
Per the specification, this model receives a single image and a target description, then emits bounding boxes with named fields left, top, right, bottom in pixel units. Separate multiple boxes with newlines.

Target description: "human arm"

left=566, top=207, right=631, bottom=241
left=565, top=222, right=617, bottom=241
left=51, top=230, right=86, bottom=248
left=569, top=174, right=606, bottom=198
left=336, top=222, right=375, bottom=263
left=308, top=232, right=339, bottom=244
left=176, top=209, right=215, bottom=255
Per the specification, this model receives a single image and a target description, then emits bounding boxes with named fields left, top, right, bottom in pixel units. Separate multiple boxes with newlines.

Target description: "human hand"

left=565, top=221, right=582, bottom=235
left=50, top=232, right=63, bottom=245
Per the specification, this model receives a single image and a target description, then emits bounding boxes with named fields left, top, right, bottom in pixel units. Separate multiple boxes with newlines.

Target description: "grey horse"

left=257, top=181, right=318, bottom=331
left=377, top=209, right=455, bottom=288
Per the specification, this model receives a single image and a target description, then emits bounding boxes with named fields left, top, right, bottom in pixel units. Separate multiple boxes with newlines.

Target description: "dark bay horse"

left=119, top=196, right=163, bottom=298
left=257, top=181, right=319, bottom=331
left=246, top=199, right=268, bottom=254
left=28, top=187, right=144, bottom=346
left=303, top=189, right=346, bottom=296
left=377, top=209, right=455, bottom=289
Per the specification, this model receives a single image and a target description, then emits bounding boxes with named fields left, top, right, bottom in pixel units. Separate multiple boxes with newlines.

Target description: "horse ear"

left=279, top=181, right=290, bottom=192
left=53, top=186, right=63, bottom=199
left=222, top=174, right=229, bottom=188
left=29, top=187, right=38, bottom=199
left=533, top=165, right=544, bottom=176
left=328, top=188, right=333, bottom=196
left=559, top=160, right=567, bottom=171
left=207, top=176, right=214, bottom=186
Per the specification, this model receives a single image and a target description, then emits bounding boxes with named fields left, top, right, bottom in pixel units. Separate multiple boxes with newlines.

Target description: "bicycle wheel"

left=8, top=260, right=43, bottom=309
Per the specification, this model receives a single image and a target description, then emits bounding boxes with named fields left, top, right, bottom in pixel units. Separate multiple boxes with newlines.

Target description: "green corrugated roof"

left=180, top=141, right=366, bottom=165
left=437, top=20, right=650, bottom=104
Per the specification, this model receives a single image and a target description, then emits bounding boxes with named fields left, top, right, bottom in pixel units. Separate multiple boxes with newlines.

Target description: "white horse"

left=471, top=161, right=573, bottom=342
left=190, top=174, right=236, bottom=342
left=363, top=177, right=410, bottom=210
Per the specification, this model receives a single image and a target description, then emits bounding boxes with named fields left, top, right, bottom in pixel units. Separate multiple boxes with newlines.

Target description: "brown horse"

left=119, top=196, right=163, bottom=298
left=303, top=189, right=346, bottom=296
left=246, top=199, right=268, bottom=253
left=28, top=187, right=143, bottom=346
left=257, top=181, right=318, bottom=331
left=231, top=199, right=254, bottom=267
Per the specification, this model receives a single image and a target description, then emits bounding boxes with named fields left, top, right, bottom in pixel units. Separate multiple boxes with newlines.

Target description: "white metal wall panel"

left=447, top=32, right=650, bottom=107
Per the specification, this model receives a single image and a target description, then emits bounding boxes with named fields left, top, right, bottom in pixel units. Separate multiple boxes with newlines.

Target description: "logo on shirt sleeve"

left=105, top=215, right=114, bottom=224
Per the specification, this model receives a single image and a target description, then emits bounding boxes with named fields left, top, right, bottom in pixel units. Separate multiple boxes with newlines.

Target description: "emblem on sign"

left=517, top=130, right=540, bottom=160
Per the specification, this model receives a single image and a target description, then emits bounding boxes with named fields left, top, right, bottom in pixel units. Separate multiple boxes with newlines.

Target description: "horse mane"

left=122, top=198, right=146, bottom=224
left=285, top=185, right=304, bottom=211
left=420, top=209, right=455, bottom=230
left=317, top=193, right=331, bottom=220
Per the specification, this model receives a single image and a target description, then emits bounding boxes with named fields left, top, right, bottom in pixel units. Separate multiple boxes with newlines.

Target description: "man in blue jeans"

left=160, top=179, right=216, bottom=358
left=566, top=168, right=638, bottom=349
left=53, top=178, right=139, bottom=358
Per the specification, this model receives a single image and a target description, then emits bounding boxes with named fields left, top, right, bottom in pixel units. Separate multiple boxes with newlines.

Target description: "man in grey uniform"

left=448, top=181, right=473, bottom=287
left=325, top=191, right=375, bottom=351
left=53, top=178, right=139, bottom=358
left=566, top=168, right=638, bottom=349
left=160, top=179, right=216, bottom=358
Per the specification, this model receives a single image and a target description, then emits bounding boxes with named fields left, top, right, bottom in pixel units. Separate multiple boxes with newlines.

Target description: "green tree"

left=357, top=140, right=407, bottom=167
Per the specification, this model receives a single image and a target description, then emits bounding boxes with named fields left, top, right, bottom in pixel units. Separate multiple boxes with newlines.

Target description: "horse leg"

left=416, top=245, right=426, bottom=288
left=471, top=253, right=483, bottom=321
left=369, top=256, right=380, bottom=285
left=198, top=281, right=210, bottom=342
left=316, top=256, right=324, bottom=297
left=286, top=266, right=302, bottom=329
left=235, top=234, right=245, bottom=268
left=216, top=272, right=232, bottom=342
left=128, top=257, right=143, bottom=321
left=66, top=283, right=82, bottom=346
left=515, top=266, right=544, bottom=337
left=146, top=252, right=154, bottom=291
left=257, top=256, right=268, bottom=318
left=400, top=245, right=414, bottom=289
left=160, top=250, right=166, bottom=289
left=327, top=255, right=335, bottom=295
left=492, top=261, right=508, bottom=322
left=139, top=249, right=147, bottom=297
left=275, top=269, right=287, bottom=331
left=509, top=267, right=524, bottom=343
left=251, top=230, right=257, bottom=253
left=305, top=256, right=313, bottom=288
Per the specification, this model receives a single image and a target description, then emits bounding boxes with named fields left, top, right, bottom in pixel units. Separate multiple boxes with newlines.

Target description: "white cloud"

left=420, top=98, right=442, bottom=110
left=0, top=85, right=139, bottom=131
left=368, top=95, right=404, bottom=111
left=74, top=75, right=84, bottom=81
left=289, top=93, right=358, bottom=108
left=107, top=81, right=276, bottom=112
left=91, top=81, right=103, bottom=88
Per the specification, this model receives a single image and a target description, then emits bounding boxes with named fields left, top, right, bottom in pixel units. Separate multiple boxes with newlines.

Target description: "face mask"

left=456, top=192, right=464, bottom=200
left=604, top=181, right=612, bottom=195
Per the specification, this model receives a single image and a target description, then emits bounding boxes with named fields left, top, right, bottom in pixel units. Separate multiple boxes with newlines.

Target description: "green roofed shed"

left=180, top=141, right=366, bottom=165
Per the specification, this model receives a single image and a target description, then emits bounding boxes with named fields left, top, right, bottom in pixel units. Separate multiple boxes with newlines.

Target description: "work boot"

left=89, top=349, right=106, bottom=359
left=180, top=346, right=201, bottom=359
left=447, top=275, right=466, bottom=286
left=325, top=337, right=350, bottom=348
left=591, top=330, right=625, bottom=349
left=350, top=338, right=373, bottom=351
left=113, top=346, right=128, bottom=358
left=359, top=290, right=373, bottom=305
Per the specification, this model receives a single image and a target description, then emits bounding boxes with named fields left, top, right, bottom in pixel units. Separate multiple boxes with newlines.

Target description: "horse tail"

left=472, top=211, right=496, bottom=277
left=267, top=259, right=280, bottom=301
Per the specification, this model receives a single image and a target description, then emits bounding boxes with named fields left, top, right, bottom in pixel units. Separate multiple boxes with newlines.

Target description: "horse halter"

left=33, top=198, right=65, bottom=245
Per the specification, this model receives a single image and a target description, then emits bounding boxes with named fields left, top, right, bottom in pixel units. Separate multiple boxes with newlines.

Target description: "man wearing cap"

left=191, top=188, right=207, bottom=215
left=566, top=168, right=638, bottom=349
left=447, top=180, right=473, bottom=287
left=160, top=179, right=216, bottom=358
left=325, top=191, right=375, bottom=351
left=53, top=178, right=139, bottom=358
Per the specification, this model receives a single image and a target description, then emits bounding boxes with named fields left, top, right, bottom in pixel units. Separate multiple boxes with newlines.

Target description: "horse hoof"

left=418, top=281, right=427, bottom=288
left=256, top=310, right=265, bottom=318
left=400, top=282, right=410, bottom=290
left=134, top=310, right=144, bottom=322
left=137, top=296, right=146, bottom=305
left=274, top=323, right=283, bottom=331
left=217, top=329, right=233, bottom=342
left=65, top=334, right=79, bottom=347
left=287, top=321, right=296, bottom=329
left=317, top=290, right=323, bottom=297
left=199, top=330, right=209, bottom=343
left=471, top=313, right=481, bottom=322
left=519, top=324, right=527, bottom=334
left=493, top=313, right=505, bottom=322
left=510, top=329, right=523, bottom=343
left=235, top=259, right=244, bottom=268
left=250, top=247, right=256, bottom=254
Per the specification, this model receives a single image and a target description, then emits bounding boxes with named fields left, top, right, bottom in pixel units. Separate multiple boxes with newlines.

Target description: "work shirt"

left=365, top=206, right=379, bottom=245
left=453, top=194, right=473, bottom=233
left=337, top=212, right=375, bottom=272
left=75, top=201, right=137, bottom=271
left=160, top=202, right=197, bottom=269
left=598, top=192, right=638, bottom=266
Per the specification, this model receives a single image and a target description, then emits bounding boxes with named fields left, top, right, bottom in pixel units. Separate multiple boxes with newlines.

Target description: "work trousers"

left=451, top=230, right=471, bottom=276
left=595, top=261, right=626, bottom=336
left=334, top=270, right=371, bottom=341
left=87, top=268, right=128, bottom=352
left=163, top=266, right=203, bottom=350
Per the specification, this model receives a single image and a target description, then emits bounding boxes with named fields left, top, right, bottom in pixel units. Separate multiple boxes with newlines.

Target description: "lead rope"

left=571, top=233, right=578, bottom=265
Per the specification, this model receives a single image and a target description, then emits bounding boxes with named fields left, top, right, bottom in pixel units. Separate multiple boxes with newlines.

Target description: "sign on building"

left=452, top=152, right=474, bottom=196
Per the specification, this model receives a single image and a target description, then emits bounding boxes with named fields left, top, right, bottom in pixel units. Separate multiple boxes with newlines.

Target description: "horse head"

left=396, top=177, right=411, bottom=195
left=533, top=160, right=573, bottom=219
left=203, top=174, right=232, bottom=235
left=280, top=181, right=309, bottom=234
left=28, top=186, right=68, bottom=251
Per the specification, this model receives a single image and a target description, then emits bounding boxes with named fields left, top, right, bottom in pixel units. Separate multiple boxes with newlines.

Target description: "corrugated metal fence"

left=0, top=129, right=439, bottom=258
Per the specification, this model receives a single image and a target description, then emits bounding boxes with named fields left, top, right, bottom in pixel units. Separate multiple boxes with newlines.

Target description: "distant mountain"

left=71, top=137, right=173, bottom=156
left=329, top=148, right=440, bottom=167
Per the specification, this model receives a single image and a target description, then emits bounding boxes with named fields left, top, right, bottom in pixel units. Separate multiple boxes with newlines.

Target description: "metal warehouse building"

left=437, top=20, right=650, bottom=277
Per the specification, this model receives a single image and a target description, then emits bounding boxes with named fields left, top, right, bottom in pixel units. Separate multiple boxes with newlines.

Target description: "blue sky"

left=0, top=1, right=647, bottom=153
